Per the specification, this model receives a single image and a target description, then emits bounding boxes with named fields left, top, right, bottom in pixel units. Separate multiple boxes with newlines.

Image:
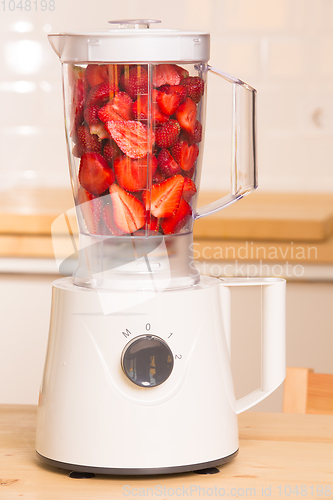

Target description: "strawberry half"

left=159, top=84, right=188, bottom=104
left=143, top=175, right=184, bottom=218
left=79, top=152, right=115, bottom=195
left=171, top=140, right=199, bottom=172
left=85, top=64, right=109, bottom=88
left=77, top=186, right=103, bottom=235
left=132, top=90, right=168, bottom=125
left=157, top=148, right=181, bottom=177
left=155, top=119, right=180, bottom=148
left=182, top=178, right=197, bottom=202
left=180, top=76, right=205, bottom=104
left=120, top=65, right=149, bottom=99
left=102, top=203, right=124, bottom=236
left=160, top=198, right=192, bottom=235
left=152, top=168, right=167, bottom=184
left=156, top=89, right=181, bottom=116
left=76, top=125, right=101, bottom=154
left=114, top=155, right=157, bottom=192
left=105, top=120, right=154, bottom=159
left=98, top=92, right=133, bottom=122
left=153, top=64, right=182, bottom=87
left=109, top=184, right=145, bottom=234
left=176, top=98, right=197, bottom=134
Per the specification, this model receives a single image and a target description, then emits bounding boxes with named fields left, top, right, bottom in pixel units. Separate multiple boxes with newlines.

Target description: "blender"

left=35, top=20, right=286, bottom=475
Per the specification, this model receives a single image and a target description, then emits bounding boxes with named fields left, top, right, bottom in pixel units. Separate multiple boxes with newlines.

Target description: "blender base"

left=36, top=450, right=238, bottom=476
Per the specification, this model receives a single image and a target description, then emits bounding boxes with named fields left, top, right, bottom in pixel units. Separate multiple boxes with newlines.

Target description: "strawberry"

left=159, top=84, right=188, bottom=104
left=119, top=65, right=149, bottom=99
left=77, top=186, right=103, bottom=235
left=114, top=155, right=157, bottom=192
left=89, top=122, right=109, bottom=140
left=86, top=82, right=118, bottom=107
left=143, top=175, right=184, bottom=218
left=98, top=92, right=133, bottom=122
left=182, top=178, right=197, bottom=202
left=174, top=65, right=189, bottom=80
left=156, top=89, right=181, bottom=116
left=132, top=91, right=168, bottom=125
left=171, top=140, right=199, bottom=171
left=109, top=184, right=145, bottom=234
left=176, top=98, right=197, bottom=134
left=157, top=148, right=181, bottom=177
left=79, top=152, right=115, bottom=195
left=85, top=64, right=109, bottom=88
left=103, top=140, right=121, bottom=164
left=180, top=76, right=205, bottom=104
left=153, top=64, right=182, bottom=87
left=105, top=120, right=154, bottom=159
left=155, top=119, right=180, bottom=148
left=84, top=105, right=100, bottom=127
left=133, top=212, right=159, bottom=236
left=152, top=168, right=167, bottom=184
left=180, top=120, right=203, bottom=145
left=102, top=203, right=124, bottom=236
left=76, top=125, right=101, bottom=154
left=160, top=198, right=192, bottom=235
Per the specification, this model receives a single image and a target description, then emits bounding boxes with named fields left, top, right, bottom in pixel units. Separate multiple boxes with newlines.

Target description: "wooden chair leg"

left=283, top=367, right=313, bottom=414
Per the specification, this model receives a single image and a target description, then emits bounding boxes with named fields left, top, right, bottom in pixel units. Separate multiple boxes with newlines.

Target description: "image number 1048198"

left=1, top=0, right=55, bottom=10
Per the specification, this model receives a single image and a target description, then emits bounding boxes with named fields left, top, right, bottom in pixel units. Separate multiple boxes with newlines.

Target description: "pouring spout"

left=48, top=34, right=64, bottom=59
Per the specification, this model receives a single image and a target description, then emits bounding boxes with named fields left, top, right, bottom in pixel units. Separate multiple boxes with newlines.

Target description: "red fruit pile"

left=70, top=63, right=204, bottom=236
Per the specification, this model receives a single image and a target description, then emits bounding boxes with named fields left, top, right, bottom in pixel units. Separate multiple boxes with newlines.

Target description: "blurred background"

left=0, top=0, right=332, bottom=409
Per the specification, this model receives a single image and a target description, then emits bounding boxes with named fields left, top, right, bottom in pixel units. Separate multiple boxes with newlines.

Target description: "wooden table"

left=1, top=406, right=333, bottom=499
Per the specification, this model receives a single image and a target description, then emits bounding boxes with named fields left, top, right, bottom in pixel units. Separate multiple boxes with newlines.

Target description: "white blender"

left=36, top=20, right=286, bottom=475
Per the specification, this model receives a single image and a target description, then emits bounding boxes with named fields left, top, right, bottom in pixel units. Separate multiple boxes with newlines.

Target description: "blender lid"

left=48, top=19, right=210, bottom=63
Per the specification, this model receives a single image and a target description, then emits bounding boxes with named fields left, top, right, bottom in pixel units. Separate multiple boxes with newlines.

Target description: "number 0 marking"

left=146, top=323, right=151, bottom=331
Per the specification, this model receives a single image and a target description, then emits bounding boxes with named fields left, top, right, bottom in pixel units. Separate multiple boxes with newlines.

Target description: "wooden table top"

left=1, top=406, right=333, bottom=499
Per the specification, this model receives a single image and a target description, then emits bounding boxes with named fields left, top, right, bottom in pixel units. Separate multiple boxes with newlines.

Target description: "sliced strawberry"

left=77, top=187, right=103, bottom=235
left=159, top=84, right=188, bottom=104
left=102, top=203, right=124, bottom=235
left=85, top=64, right=109, bottom=88
left=171, top=140, right=199, bottom=171
left=119, top=65, right=149, bottom=99
left=143, top=175, right=184, bottom=218
left=157, top=148, right=181, bottom=177
left=155, top=119, right=180, bottom=148
left=103, top=140, right=121, bottom=164
left=160, top=198, right=192, bottom=235
left=114, top=155, right=157, bottom=192
left=70, top=78, right=86, bottom=134
left=132, top=91, right=168, bottom=125
left=180, top=120, right=203, bottom=145
left=153, top=64, right=182, bottom=87
left=86, top=82, right=118, bottom=107
left=105, top=120, right=154, bottom=159
left=89, top=122, right=109, bottom=140
left=79, top=152, right=115, bottom=196
left=133, top=212, right=159, bottom=236
left=156, top=89, right=181, bottom=116
left=76, top=125, right=101, bottom=154
left=182, top=178, right=197, bottom=202
left=109, top=184, right=145, bottom=234
left=176, top=98, right=197, bottom=134
left=174, top=65, right=189, bottom=80
left=180, top=76, right=205, bottom=104
left=98, top=92, right=133, bottom=122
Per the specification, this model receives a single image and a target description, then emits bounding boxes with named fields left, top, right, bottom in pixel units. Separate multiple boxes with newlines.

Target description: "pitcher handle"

left=219, top=277, right=286, bottom=414
left=195, top=66, right=257, bottom=220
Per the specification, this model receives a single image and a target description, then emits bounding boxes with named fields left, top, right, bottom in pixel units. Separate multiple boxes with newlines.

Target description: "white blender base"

left=36, top=276, right=239, bottom=474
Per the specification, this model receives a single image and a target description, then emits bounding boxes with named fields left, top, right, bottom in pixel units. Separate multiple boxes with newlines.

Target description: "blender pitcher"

left=35, top=21, right=285, bottom=476
left=49, top=19, right=256, bottom=290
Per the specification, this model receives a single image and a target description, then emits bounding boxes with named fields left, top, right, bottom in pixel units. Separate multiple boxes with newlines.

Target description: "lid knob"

left=108, top=19, right=161, bottom=30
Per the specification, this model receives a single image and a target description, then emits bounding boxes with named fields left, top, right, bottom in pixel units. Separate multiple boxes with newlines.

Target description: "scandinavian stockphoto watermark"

left=123, top=483, right=332, bottom=497
left=190, top=241, right=318, bottom=279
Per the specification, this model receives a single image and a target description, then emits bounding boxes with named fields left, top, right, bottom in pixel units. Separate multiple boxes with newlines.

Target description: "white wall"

left=0, top=0, right=333, bottom=192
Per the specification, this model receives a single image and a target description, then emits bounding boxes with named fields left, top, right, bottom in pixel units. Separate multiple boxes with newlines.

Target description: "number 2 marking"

left=175, top=354, right=182, bottom=360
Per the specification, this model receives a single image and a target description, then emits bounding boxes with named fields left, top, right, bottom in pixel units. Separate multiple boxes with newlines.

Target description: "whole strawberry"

left=180, top=76, right=205, bottom=104
left=155, top=120, right=180, bottom=149
left=120, top=65, right=149, bottom=99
